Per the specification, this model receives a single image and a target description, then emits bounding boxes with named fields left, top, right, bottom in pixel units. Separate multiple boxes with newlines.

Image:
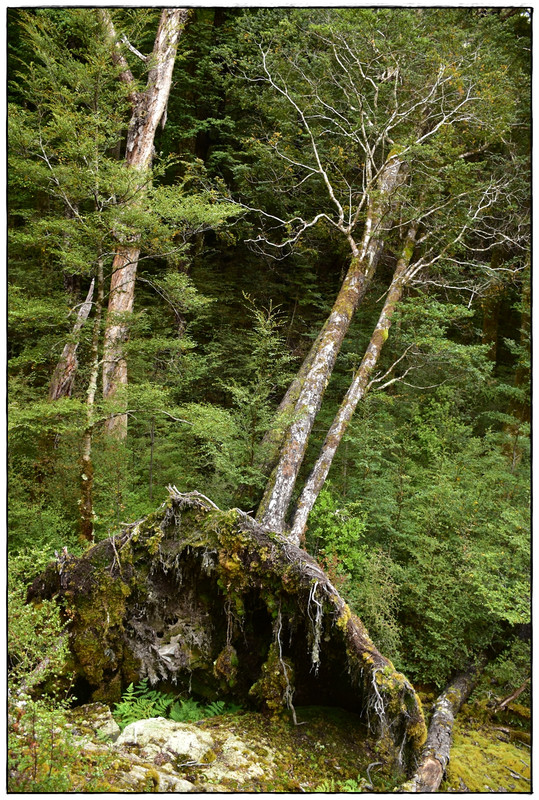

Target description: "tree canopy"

left=8, top=7, right=530, bottom=763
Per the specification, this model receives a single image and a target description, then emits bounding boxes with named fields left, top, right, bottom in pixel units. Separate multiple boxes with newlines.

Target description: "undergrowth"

left=112, top=679, right=241, bottom=730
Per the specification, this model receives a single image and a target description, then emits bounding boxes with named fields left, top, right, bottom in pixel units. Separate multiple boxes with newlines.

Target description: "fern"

left=315, top=776, right=366, bottom=793
left=314, top=778, right=335, bottom=792
left=205, top=700, right=226, bottom=717
left=169, top=698, right=204, bottom=723
left=341, top=778, right=363, bottom=791
left=112, top=680, right=243, bottom=729
left=112, top=680, right=174, bottom=730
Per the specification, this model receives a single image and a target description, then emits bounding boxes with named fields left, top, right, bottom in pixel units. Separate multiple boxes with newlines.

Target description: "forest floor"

left=9, top=697, right=531, bottom=792
left=192, top=705, right=387, bottom=792
left=187, top=703, right=532, bottom=793
left=440, top=714, right=531, bottom=793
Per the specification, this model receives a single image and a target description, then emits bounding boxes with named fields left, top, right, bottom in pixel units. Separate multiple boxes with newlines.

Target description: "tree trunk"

left=101, top=246, right=139, bottom=438
left=290, top=223, right=418, bottom=544
left=401, top=660, right=485, bottom=793
left=101, top=8, right=188, bottom=437
left=257, top=154, right=405, bottom=533
left=48, top=280, right=95, bottom=401
left=80, top=259, right=104, bottom=543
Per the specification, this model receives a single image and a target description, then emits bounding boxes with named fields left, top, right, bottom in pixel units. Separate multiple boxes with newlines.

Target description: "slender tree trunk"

left=80, top=260, right=104, bottom=542
left=101, top=8, right=188, bottom=437
left=48, top=280, right=95, bottom=401
left=257, top=154, right=405, bottom=532
left=290, top=222, right=418, bottom=544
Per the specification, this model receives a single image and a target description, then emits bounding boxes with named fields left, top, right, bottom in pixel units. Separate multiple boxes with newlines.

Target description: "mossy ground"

left=441, top=714, right=531, bottom=793
left=194, top=705, right=393, bottom=792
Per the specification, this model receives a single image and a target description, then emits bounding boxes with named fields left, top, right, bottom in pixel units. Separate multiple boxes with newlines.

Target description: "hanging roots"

left=368, top=668, right=388, bottom=735
left=307, top=581, right=323, bottom=675
left=275, top=608, right=304, bottom=726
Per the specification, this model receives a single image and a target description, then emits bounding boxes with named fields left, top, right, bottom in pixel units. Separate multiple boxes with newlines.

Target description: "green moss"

left=249, top=642, right=294, bottom=716
left=442, top=718, right=531, bottom=792
left=336, top=603, right=351, bottom=629
left=68, top=570, right=131, bottom=690
left=213, top=644, right=239, bottom=688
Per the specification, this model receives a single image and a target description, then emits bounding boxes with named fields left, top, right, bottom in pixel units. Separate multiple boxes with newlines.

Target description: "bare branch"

left=368, top=345, right=416, bottom=390
left=121, top=34, right=148, bottom=62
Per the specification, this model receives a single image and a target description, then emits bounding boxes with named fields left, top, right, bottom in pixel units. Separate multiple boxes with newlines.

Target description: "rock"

left=68, top=702, right=121, bottom=742
left=113, top=718, right=271, bottom=790
left=112, top=762, right=195, bottom=792
left=214, top=734, right=266, bottom=777
left=116, top=717, right=215, bottom=763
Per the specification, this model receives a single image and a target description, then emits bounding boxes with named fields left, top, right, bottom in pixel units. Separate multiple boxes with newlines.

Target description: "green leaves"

left=112, top=680, right=239, bottom=730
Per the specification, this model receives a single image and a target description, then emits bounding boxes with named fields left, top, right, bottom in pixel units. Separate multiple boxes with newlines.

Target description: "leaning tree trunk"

left=101, top=8, right=188, bottom=438
left=401, top=660, right=485, bottom=793
left=257, top=153, right=405, bottom=533
left=28, top=488, right=427, bottom=777
left=290, top=222, right=418, bottom=544
left=48, top=280, right=95, bottom=401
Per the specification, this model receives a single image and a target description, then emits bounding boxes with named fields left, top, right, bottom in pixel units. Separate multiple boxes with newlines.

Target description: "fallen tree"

left=400, top=660, right=485, bottom=792
left=28, top=488, right=426, bottom=776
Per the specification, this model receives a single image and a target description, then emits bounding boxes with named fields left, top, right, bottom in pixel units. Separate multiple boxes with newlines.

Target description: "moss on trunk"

left=28, top=489, right=426, bottom=775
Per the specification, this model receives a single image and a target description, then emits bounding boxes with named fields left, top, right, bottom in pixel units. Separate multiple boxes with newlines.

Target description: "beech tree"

left=234, top=9, right=527, bottom=538
left=99, top=8, right=189, bottom=437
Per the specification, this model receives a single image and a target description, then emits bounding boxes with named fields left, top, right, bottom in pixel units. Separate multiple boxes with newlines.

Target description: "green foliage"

left=8, top=549, right=115, bottom=792
left=169, top=698, right=227, bottom=723
left=315, top=774, right=370, bottom=792
left=314, top=380, right=530, bottom=686
left=307, top=488, right=402, bottom=659
left=8, top=698, right=115, bottom=792
left=8, top=550, right=71, bottom=694
left=112, top=680, right=175, bottom=730
left=482, top=638, right=530, bottom=701
left=112, top=680, right=240, bottom=730
left=7, top=6, right=530, bottom=706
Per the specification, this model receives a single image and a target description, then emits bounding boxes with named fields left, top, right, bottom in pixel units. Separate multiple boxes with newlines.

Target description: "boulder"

left=117, top=717, right=215, bottom=763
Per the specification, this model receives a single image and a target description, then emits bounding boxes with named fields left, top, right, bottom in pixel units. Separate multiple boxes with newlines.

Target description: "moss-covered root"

left=336, top=606, right=426, bottom=773
left=400, top=660, right=485, bottom=792
left=27, top=487, right=426, bottom=777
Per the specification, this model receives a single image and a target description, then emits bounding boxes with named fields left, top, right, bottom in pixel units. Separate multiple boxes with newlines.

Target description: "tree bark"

left=80, top=259, right=104, bottom=543
left=48, top=280, right=95, bottom=401
left=290, top=222, right=418, bottom=544
left=101, top=8, right=188, bottom=437
left=257, top=153, right=405, bottom=533
left=401, top=659, right=485, bottom=793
